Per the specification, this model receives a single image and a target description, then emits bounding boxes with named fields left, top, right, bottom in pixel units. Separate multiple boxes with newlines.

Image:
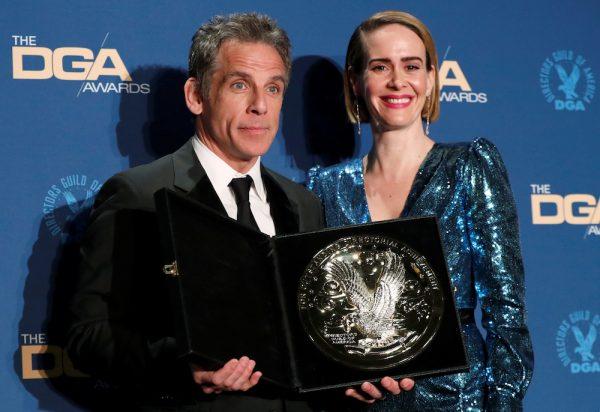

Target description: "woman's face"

left=354, top=24, right=434, bottom=133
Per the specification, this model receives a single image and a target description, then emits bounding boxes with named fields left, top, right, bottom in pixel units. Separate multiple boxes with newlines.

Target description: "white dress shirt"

left=192, top=136, right=276, bottom=236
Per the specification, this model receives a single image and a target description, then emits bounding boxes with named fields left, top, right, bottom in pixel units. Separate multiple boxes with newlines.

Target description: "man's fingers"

left=250, top=371, right=262, bottom=386
left=212, top=358, right=240, bottom=386
left=201, top=385, right=216, bottom=394
left=230, top=359, right=256, bottom=390
left=240, top=371, right=262, bottom=391
left=193, top=357, right=262, bottom=393
left=190, top=363, right=211, bottom=385
left=399, top=378, right=415, bottom=391
left=361, top=381, right=382, bottom=399
left=381, top=376, right=401, bottom=395
left=221, top=356, right=249, bottom=388
left=192, top=370, right=213, bottom=385
left=344, top=388, right=375, bottom=404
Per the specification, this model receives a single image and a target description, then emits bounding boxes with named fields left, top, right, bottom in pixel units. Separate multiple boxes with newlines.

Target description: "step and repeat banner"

left=1, top=1, right=598, bottom=410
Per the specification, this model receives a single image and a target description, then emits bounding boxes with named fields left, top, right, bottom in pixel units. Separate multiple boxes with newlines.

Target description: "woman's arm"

left=464, top=138, right=534, bottom=410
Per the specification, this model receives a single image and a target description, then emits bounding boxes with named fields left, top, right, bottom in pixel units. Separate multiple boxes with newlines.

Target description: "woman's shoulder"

left=437, top=137, right=511, bottom=193
left=306, top=158, right=362, bottom=188
left=437, top=137, right=504, bottom=169
left=437, top=137, right=498, bottom=155
left=425, top=138, right=507, bottom=187
left=463, top=137, right=506, bottom=169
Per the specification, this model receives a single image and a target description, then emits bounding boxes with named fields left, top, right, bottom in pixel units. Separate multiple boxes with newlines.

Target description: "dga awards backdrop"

left=1, top=0, right=598, bottom=410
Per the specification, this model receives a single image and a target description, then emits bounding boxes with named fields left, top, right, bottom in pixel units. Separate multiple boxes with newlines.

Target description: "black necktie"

left=229, top=176, right=260, bottom=231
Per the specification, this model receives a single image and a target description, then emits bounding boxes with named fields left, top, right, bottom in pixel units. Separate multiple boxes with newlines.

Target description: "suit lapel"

left=171, top=140, right=300, bottom=233
left=262, top=166, right=299, bottom=235
left=172, top=138, right=227, bottom=216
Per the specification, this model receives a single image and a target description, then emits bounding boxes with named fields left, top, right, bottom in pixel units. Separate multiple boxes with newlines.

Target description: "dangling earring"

left=355, top=100, right=361, bottom=137
left=424, top=95, right=431, bottom=135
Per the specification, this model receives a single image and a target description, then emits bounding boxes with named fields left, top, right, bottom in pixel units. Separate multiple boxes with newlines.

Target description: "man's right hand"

left=190, top=356, right=262, bottom=394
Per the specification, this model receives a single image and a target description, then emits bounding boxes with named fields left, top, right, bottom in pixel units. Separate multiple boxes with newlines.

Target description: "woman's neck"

left=365, top=123, right=434, bottom=181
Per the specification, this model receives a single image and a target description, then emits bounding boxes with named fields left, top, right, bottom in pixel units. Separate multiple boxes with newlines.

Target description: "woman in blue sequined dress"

left=307, top=11, right=533, bottom=411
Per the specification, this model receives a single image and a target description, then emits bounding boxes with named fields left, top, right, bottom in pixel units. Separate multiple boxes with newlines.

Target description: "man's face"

left=195, top=41, right=287, bottom=167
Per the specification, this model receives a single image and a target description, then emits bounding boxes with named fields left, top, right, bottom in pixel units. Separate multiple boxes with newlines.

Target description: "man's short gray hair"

left=188, top=12, right=291, bottom=98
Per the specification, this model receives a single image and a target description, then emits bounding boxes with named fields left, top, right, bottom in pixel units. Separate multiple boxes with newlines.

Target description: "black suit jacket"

left=66, top=139, right=340, bottom=411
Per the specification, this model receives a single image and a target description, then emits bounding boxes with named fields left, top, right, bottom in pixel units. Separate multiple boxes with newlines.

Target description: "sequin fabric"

left=307, top=138, right=533, bottom=411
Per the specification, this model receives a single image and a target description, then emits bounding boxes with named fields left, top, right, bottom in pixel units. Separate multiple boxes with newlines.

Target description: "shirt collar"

left=191, top=135, right=267, bottom=202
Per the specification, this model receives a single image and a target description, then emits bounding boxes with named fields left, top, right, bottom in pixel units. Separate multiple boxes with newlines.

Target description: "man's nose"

left=248, top=90, right=267, bottom=115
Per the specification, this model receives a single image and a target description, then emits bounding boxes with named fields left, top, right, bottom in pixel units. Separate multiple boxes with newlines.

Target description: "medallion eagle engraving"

left=325, top=251, right=406, bottom=351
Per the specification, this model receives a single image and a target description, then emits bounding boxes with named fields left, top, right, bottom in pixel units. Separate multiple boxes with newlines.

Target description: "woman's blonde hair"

left=344, top=11, right=440, bottom=124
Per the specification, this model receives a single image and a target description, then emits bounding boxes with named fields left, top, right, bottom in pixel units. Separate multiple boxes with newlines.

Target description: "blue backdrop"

left=1, top=1, right=598, bottom=410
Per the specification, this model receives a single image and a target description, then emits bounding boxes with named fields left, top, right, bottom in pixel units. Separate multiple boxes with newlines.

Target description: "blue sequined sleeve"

left=306, top=165, right=324, bottom=201
left=306, top=166, right=323, bottom=199
left=464, top=138, right=534, bottom=410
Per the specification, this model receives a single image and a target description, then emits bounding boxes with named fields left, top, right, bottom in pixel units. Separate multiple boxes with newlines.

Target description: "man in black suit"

left=66, top=13, right=413, bottom=410
left=66, top=13, right=328, bottom=411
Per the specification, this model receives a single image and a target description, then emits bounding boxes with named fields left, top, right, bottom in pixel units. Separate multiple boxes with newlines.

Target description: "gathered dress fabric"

left=306, top=138, right=533, bottom=411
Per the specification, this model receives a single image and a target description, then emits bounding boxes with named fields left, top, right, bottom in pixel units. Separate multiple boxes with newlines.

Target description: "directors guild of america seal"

left=298, top=235, right=444, bottom=370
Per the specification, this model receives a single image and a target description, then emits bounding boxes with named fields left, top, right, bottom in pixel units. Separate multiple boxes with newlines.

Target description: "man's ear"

left=184, top=77, right=203, bottom=115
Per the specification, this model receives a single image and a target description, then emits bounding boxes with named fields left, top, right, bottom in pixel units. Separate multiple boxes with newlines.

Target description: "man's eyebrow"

left=367, top=56, right=424, bottom=65
left=223, top=71, right=251, bottom=81
left=223, top=71, right=287, bottom=85
left=270, top=75, right=287, bottom=84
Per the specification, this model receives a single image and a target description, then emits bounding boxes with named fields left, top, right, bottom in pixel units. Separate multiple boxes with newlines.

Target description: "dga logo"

left=42, top=174, right=100, bottom=242
left=11, top=34, right=150, bottom=95
left=530, top=184, right=600, bottom=238
left=540, top=50, right=596, bottom=111
left=20, top=333, right=86, bottom=379
left=438, top=46, right=487, bottom=104
left=556, top=310, right=600, bottom=374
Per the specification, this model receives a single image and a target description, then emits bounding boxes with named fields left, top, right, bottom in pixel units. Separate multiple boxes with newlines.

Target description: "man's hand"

left=345, top=377, right=414, bottom=403
left=190, top=356, right=262, bottom=394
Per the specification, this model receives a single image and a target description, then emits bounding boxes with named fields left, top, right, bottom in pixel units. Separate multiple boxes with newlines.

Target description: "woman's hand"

left=345, top=377, right=414, bottom=403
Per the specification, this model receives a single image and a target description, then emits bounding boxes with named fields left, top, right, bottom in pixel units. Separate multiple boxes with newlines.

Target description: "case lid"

left=155, top=188, right=295, bottom=389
